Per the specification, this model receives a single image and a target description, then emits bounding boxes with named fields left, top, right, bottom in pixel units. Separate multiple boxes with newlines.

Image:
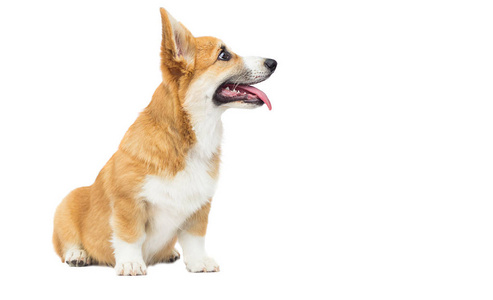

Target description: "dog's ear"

left=160, top=8, right=196, bottom=76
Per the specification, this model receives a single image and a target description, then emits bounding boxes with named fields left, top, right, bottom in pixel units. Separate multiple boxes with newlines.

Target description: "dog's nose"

left=264, top=59, right=277, bottom=72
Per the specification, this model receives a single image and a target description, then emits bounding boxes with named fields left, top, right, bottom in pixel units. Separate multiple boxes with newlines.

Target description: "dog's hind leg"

left=147, top=236, right=180, bottom=266
left=53, top=187, right=93, bottom=267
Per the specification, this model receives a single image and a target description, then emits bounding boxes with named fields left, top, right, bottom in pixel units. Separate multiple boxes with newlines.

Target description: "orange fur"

left=149, top=236, right=180, bottom=265
left=52, top=8, right=227, bottom=266
left=52, top=7, right=275, bottom=273
left=183, top=201, right=213, bottom=236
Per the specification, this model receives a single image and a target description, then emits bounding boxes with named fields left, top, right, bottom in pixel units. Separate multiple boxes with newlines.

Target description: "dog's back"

left=53, top=7, right=276, bottom=275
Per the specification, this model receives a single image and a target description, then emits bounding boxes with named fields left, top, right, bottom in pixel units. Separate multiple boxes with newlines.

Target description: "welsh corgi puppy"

left=52, top=8, right=276, bottom=275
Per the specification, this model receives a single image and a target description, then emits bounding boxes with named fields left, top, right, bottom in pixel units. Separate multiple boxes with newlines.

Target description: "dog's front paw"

left=115, top=260, right=147, bottom=276
left=185, top=257, right=220, bottom=273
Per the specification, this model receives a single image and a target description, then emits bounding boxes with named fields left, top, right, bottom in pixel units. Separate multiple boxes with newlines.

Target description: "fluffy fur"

left=52, top=7, right=275, bottom=275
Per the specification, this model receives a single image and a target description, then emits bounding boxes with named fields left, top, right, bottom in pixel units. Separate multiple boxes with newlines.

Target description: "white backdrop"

left=1, top=0, right=492, bottom=299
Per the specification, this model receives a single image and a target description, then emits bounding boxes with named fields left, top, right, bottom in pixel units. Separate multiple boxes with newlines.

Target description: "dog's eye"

left=218, top=50, right=231, bottom=61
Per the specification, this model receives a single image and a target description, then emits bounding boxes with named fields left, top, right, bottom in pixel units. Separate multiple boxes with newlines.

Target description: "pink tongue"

left=235, top=85, right=272, bottom=110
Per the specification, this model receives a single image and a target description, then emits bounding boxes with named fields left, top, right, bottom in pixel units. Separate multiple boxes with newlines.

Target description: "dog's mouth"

left=213, top=83, right=272, bottom=110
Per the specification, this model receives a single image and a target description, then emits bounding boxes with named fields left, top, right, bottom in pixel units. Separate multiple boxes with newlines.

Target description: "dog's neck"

left=119, top=83, right=196, bottom=175
left=119, top=81, right=223, bottom=175
left=183, top=89, right=224, bottom=160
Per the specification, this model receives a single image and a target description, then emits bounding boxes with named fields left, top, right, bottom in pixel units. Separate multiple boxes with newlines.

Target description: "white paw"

left=185, top=257, right=220, bottom=273
left=115, top=260, right=147, bottom=276
left=65, top=248, right=91, bottom=267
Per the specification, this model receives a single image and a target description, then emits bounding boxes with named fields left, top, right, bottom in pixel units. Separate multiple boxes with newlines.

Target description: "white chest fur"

left=139, top=106, right=223, bottom=262
left=139, top=147, right=219, bottom=261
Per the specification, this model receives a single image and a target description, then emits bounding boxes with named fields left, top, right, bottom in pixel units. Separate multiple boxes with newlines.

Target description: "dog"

left=52, top=7, right=276, bottom=275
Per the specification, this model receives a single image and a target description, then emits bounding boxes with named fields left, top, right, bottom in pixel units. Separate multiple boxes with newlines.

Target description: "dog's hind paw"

left=162, top=248, right=180, bottom=263
left=65, top=248, right=91, bottom=267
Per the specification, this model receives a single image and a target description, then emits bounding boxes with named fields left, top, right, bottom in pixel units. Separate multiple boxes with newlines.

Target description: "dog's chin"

left=219, top=100, right=265, bottom=110
left=213, top=82, right=271, bottom=110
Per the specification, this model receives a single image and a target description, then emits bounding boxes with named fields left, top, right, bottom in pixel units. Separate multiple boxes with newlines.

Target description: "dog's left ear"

left=160, top=8, right=196, bottom=76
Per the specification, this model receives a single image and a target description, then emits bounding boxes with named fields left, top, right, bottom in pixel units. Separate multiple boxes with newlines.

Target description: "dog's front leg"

left=179, top=201, right=220, bottom=272
left=111, top=197, right=147, bottom=276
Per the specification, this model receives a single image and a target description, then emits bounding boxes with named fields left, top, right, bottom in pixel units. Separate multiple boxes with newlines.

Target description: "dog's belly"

left=139, top=155, right=217, bottom=262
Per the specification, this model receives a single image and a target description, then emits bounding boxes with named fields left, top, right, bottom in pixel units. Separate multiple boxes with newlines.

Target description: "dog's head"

left=159, top=8, right=276, bottom=112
